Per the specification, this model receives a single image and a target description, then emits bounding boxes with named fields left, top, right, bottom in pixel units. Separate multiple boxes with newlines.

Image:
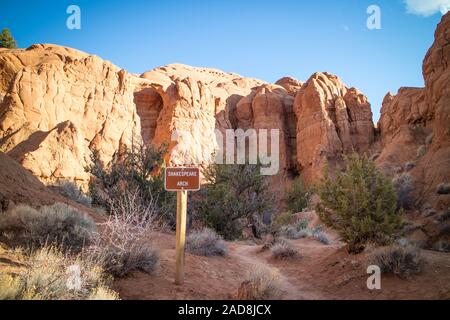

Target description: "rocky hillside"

left=0, top=14, right=449, bottom=214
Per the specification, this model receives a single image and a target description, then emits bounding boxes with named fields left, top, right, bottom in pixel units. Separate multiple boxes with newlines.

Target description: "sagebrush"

left=0, top=246, right=118, bottom=300
left=368, top=245, right=425, bottom=279
left=270, top=239, right=298, bottom=259
left=186, top=228, right=227, bottom=256
left=0, top=203, right=96, bottom=252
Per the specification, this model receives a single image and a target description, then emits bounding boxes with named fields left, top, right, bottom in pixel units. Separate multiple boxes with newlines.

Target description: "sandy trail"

left=229, top=243, right=326, bottom=299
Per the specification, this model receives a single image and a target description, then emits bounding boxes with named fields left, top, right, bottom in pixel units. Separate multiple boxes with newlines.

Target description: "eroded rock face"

left=293, top=72, right=374, bottom=183
left=235, top=84, right=297, bottom=174
left=140, top=64, right=265, bottom=167
left=0, top=44, right=144, bottom=183
left=376, top=12, right=450, bottom=214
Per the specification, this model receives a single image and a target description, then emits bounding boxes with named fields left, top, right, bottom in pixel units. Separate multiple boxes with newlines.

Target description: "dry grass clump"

left=85, top=191, right=160, bottom=277
left=368, top=245, right=425, bottom=279
left=0, top=246, right=118, bottom=300
left=237, top=264, right=282, bottom=300
left=186, top=228, right=227, bottom=256
left=270, top=239, right=298, bottom=259
left=0, top=203, right=96, bottom=252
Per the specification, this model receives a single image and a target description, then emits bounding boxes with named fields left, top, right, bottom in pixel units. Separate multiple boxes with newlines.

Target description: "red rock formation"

left=377, top=12, right=450, bottom=212
left=293, top=72, right=374, bottom=183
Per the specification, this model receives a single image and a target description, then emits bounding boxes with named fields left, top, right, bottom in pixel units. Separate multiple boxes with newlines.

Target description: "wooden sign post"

left=164, top=167, right=200, bottom=285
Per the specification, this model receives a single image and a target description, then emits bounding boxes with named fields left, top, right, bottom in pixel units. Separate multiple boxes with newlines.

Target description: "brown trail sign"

left=164, top=167, right=200, bottom=285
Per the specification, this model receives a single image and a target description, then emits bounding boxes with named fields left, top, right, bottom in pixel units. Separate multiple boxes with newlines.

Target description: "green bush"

left=316, top=154, right=403, bottom=253
left=192, top=163, right=275, bottom=240
left=86, top=144, right=175, bottom=224
left=285, top=178, right=310, bottom=213
left=0, top=203, right=97, bottom=252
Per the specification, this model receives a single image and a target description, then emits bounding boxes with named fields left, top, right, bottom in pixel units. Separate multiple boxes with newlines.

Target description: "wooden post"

left=175, top=190, right=187, bottom=285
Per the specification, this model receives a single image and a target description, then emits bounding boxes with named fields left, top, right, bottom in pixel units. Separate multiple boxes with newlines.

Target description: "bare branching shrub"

left=86, top=144, right=175, bottom=224
left=0, top=203, right=96, bottom=252
left=270, top=239, right=298, bottom=259
left=0, top=246, right=118, bottom=300
left=369, top=245, right=425, bottom=279
left=86, top=191, right=160, bottom=277
left=186, top=228, right=227, bottom=256
left=393, top=173, right=415, bottom=209
left=55, top=180, right=92, bottom=207
left=237, top=264, right=282, bottom=300
left=436, top=183, right=450, bottom=195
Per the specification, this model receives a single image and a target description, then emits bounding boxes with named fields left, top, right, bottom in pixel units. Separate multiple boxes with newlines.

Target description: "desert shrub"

left=86, top=144, right=175, bottom=224
left=416, top=145, right=427, bottom=159
left=55, top=180, right=92, bottom=207
left=436, top=183, right=450, bottom=195
left=192, top=163, right=275, bottom=240
left=186, top=228, right=227, bottom=256
left=285, top=178, right=310, bottom=213
left=0, top=203, right=96, bottom=252
left=393, top=173, right=415, bottom=209
left=278, top=219, right=308, bottom=239
left=433, top=240, right=450, bottom=252
left=238, top=264, right=282, bottom=300
left=271, top=211, right=295, bottom=232
left=278, top=222, right=330, bottom=245
left=368, top=245, right=424, bottom=279
left=0, top=246, right=118, bottom=300
left=404, top=161, right=416, bottom=171
left=270, top=239, right=298, bottom=259
left=317, top=154, right=403, bottom=253
left=313, top=231, right=330, bottom=245
left=85, top=191, right=160, bottom=277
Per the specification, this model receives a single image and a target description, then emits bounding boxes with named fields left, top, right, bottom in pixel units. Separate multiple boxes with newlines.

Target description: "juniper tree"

left=316, top=154, right=403, bottom=253
left=0, top=28, right=17, bottom=49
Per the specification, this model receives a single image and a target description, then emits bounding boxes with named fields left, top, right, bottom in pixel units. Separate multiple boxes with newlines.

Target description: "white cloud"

left=403, top=0, right=450, bottom=17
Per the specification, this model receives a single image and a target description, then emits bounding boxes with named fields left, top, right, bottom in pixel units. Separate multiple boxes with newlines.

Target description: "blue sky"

left=0, top=0, right=446, bottom=121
